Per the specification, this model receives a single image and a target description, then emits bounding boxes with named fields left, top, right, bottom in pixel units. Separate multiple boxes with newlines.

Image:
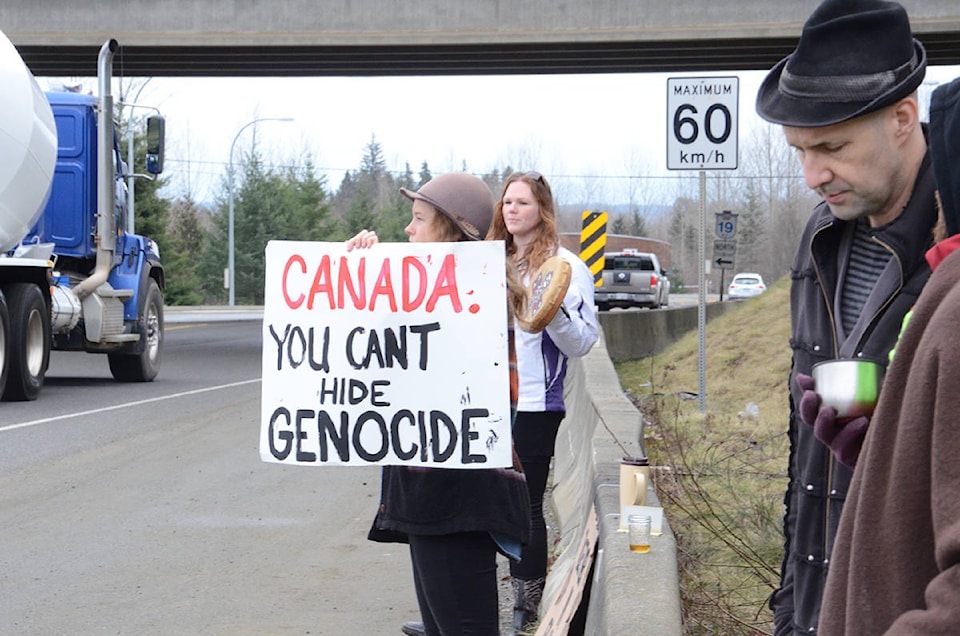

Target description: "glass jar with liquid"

left=628, top=514, right=651, bottom=553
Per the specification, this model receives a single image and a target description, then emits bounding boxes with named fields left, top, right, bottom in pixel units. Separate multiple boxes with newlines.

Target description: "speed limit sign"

left=667, top=76, right=739, bottom=170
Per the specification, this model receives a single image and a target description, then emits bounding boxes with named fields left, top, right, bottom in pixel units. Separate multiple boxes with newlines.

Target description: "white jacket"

left=516, top=246, right=599, bottom=412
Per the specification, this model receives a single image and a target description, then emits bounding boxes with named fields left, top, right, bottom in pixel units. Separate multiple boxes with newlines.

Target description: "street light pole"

left=228, top=117, right=293, bottom=306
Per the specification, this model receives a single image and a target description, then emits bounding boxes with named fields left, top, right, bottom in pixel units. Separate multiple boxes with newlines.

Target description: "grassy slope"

left=615, top=275, right=792, bottom=635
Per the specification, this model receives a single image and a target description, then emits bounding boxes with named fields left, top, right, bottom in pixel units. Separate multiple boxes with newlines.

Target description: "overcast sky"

left=41, top=66, right=960, bottom=206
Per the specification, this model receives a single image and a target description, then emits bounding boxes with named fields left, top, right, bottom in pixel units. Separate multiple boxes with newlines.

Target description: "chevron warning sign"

left=580, top=211, right=608, bottom=286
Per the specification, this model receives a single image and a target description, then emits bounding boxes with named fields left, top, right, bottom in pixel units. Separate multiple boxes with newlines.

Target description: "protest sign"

left=259, top=240, right=512, bottom=468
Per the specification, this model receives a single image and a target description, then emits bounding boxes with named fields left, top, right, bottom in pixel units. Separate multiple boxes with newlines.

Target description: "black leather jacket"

left=771, top=150, right=938, bottom=635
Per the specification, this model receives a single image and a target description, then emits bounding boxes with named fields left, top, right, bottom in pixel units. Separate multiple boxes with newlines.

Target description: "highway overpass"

left=3, top=0, right=960, bottom=76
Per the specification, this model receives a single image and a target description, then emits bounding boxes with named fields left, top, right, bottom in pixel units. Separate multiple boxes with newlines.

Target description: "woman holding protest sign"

left=349, top=172, right=532, bottom=636
left=487, top=170, right=599, bottom=633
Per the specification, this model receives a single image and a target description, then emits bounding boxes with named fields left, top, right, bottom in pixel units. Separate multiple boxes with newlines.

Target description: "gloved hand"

left=795, top=373, right=869, bottom=468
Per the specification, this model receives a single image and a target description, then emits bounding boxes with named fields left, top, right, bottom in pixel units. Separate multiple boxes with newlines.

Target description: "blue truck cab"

left=29, top=91, right=163, bottom=327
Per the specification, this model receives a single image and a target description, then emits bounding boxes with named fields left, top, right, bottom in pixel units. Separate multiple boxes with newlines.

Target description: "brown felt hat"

left=400, top=173, right=493, bottom=241
left=756, top=0, right=926, bottom=127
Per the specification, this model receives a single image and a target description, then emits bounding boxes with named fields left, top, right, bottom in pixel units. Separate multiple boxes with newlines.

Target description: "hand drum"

left=525, top=256, right=572, bottom=333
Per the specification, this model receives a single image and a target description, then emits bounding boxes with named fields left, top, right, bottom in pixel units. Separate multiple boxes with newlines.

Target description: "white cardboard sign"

left=259, top=240, right=512, bottom=468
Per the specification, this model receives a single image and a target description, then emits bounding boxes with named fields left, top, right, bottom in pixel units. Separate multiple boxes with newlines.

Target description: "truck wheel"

left=0, top=291, right=9, bottom=399
left=2, top=283, right=50, bottom=401
left=109, top=278, right=163, bottom=382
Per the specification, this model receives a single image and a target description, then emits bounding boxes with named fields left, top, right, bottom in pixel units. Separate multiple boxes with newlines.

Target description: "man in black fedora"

left=755, top=1, right=939, bottom=634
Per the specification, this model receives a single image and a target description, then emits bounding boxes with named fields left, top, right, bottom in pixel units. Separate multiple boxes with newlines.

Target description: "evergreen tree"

left=283, top=158, right=341, bottom=242
left=611, top=214, right=627, bottom=235
left=354, top=134, right=405, bottom=239
left=163, top=195, right=207, bottom=305
left=737, top=180, right=767, bottom=276
left=631, top=208, right=648, bottom=237
left=230, top=148, right=278, bottom=304
left=115, top=107, right=181, bottom=304
left=360, top=134, right=388, bottom=178
left=197, top=198, right=229, bottom=305
left=118, top=112, right=169, bottom=250
left=332, top=171, right=358, bottom=222
left=357, top=134, right=389, bottom=211
left=668, top=197, right=699, bottom=283
left=196, top=140, right=337, bottom=305
left=344, top=182, right=378, bottom=236
left=417, top=162, right=432, bottom=189
left=379, top=162, right=416, bottom=242
left=398, top=162, right=416, bottom=192
left=481, top=166, right=512, bottom=199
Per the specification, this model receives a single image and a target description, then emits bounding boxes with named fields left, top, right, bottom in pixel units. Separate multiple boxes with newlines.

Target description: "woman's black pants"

left=408, top=531, right=499, bottom=635
left=510, top=410, right=563, bottom=580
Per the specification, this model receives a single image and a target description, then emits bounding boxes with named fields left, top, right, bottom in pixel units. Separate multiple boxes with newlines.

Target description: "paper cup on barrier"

left=811, top=359, right=885, bottom=420
left=618, top=456, right=650, bottom=530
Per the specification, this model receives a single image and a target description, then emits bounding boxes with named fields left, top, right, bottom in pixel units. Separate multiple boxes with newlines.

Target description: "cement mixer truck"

left=0, top=32, right=166, bottom=400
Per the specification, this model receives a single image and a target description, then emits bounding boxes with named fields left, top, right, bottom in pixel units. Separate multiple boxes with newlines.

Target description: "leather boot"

left=511, top=576, right=545, bottom=635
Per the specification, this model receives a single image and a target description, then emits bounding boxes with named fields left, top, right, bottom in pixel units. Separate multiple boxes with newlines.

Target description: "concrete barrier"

left=543, top=303, right=737, bottom=634
left=542, top=332, right=682, bottom=635
left=598, top=302, right=735, bottom=362
left=172, top=303, right=714, bottom=633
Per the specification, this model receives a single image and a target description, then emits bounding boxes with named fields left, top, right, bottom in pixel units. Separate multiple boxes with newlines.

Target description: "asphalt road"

left=0, top=320, right=418, bottom=635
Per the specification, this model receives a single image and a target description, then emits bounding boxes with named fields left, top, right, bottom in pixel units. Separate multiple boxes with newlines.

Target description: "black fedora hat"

left=756, top=0, right=926, bottom=127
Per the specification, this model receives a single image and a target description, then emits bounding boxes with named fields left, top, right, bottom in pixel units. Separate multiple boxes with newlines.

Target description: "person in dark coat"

left=754, top=1, right=939, bottom=633
left=818, top=76, right=960, bottom=634
left=348, top=173, right=532, bottom=636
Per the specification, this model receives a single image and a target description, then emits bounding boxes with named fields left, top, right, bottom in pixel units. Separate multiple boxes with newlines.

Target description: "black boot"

left=511, top=576, right=545, bottom=635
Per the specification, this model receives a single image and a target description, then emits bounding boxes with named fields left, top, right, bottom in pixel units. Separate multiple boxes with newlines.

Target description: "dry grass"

left=616, top=275, right=792, bottom=635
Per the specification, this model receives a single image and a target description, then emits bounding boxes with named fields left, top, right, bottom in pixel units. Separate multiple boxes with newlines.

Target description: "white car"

left=727, top=273, right=766, bottom=300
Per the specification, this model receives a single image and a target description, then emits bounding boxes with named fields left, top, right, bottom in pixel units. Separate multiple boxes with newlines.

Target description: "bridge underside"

left=19, top=33, right=960, bottom=77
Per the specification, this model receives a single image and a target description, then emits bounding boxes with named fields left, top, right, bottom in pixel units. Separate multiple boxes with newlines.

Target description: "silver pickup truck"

left=595, top=250, right=670, bottom=310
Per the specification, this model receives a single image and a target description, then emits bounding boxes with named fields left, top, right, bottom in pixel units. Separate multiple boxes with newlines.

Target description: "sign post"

left=666, top=76, right=739, bottom=412
left=713, top=240, right=736, bottom=269
left=714, top=211, right=738, bottom=299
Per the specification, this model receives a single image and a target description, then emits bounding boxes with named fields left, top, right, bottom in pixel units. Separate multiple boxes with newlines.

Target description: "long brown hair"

left=505, top=258, right=530, bottom=330
left=487, top=171, right=559, bottom=275
left=430, top=200, right=530, bottom=328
